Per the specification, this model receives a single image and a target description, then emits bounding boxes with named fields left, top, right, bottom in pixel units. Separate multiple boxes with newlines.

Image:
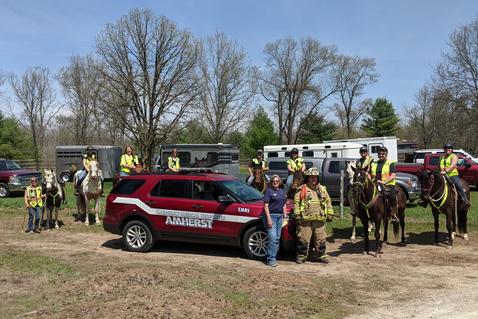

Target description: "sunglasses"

left=272, top=180, right=280, bottom=183
left=31, top=179, right=37, bottom=182
left=378, top=153, right=387, bottom=156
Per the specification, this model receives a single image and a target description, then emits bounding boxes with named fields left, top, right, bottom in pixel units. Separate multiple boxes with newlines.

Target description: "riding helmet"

left=291, top=148, right=299, bottom=155
left=304, top=167, right=319, bottom=176
left=378, top=146, right=388, bottom=153
left=359, top=146, right=368, bottom=152
left=443, top=143, right=454, bottom=150
left=257, top=149, right=263, bottom=155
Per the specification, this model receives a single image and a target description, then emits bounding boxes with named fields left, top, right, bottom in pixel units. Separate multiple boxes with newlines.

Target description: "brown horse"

left=287, top=171, right=304, bottom=199
left=250, top=167, right=267, bottom=193
left=351, top=168, right=407, bottom=256
left=419, top=170, right=469, bottom=246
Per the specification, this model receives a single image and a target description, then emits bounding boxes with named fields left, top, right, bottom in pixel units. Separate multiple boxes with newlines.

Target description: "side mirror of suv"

left=217, top=195, right=235, bottom=205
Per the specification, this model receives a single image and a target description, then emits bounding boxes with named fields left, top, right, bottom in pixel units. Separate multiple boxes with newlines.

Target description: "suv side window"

left=152, top=180, right=190, bottom=198
left=328, top=161, right=345, bottom=174
left=111, top=179, right=145, bottom=195
left=192, top=181, right=224, bottom=201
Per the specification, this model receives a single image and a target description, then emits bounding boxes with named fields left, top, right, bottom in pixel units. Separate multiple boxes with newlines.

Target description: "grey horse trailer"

left=55, top=145, right=122, bottom=182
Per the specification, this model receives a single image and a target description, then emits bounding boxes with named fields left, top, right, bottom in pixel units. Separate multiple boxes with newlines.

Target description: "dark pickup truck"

left=396, top=153, right=478, bottom=187
left=0, top=159, right=42, bottom=198
left=267, top=157, right=421, bottom=203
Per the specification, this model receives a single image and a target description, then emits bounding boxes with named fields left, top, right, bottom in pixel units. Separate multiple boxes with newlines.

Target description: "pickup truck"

left=396, top=153, right=478, bottom=187
left=0, top=159, right=42, bottom=198
left=267, top=157, right=421, bottom=203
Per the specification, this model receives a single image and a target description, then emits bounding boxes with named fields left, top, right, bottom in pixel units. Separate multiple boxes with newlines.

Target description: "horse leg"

left=95, top=198, right=101, bottom=224
left=375, top=219, right=382, bottom=257
left=461, top=209, right=469, bottom=241
left=351, top=214, right=356, bottom=240
left=84, top=196, right=90, bottom=225
left=54, top=206, right=59, bottom=229
left=383, top=216, right=389, bottom=244
left=446, top=208, right=454, bottom=247
left=433, top=210, right=440, bottom=245
left=45, top=207, right=51, bottom=230
left=400, top=209, right=406, bottom=244
left=361, top=216, right=370, bottom=255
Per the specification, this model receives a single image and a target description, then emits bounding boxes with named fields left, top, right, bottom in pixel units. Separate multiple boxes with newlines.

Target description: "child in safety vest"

left=24, top=177, right=45, bottom=233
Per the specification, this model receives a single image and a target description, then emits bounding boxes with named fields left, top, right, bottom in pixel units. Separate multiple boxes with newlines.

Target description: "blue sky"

left=1, top=0, right=477, bottom=115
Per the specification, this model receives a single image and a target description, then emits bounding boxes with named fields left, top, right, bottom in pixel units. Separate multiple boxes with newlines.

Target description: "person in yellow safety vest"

left=247, top=149, right=270, bottom=185
left=285, top=148, right=306, bottom=192
left=440, top=143, right=471, bottom=208
left=24, top=177, right=45, bottom=234
left=294, top=167, right=334, bottom=264
left=348, top=146, right=374, bottom=216
left=168, top=148, right=180, bottom=172
left=120, top=146, right=139, bottom=177
left=370, top=146, right=399, bottom=223
left=74, top=146, right=103, bottom=196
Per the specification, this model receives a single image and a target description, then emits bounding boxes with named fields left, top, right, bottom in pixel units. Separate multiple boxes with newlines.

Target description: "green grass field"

left=1, top=181, right=477, bottom=238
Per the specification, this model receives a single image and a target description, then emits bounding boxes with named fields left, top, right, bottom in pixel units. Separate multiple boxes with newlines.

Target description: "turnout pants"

left=296, top=220, right=327, bottom=261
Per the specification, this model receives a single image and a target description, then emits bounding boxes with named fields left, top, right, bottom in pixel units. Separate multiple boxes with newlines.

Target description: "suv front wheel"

left=242, top=225, right=268, bottom=259
left=122, top=220, right=154, bottom=252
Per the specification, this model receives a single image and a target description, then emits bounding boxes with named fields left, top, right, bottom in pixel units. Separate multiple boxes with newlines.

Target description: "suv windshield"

left=0, top=160, right=22, bottom=171
left=219, top=180, right=264, bottom=202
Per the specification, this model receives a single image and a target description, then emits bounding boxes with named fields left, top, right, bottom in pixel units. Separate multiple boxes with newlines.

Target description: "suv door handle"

left=145, top=201, right=156, bottom=206
left=192, top=204, right=204, bottom=209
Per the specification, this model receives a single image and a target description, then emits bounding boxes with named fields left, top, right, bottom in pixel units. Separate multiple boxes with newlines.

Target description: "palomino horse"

left=250, top=167, right=267, bottom=193
left=351, top=167, right=407, bottom=256
left=287, top=171, right=304, bottom=199
left=419, top=170, right=469, bottom=246
left=75, top=160, right=103, bottom=225
left=42, top=169, right=64, bottom=229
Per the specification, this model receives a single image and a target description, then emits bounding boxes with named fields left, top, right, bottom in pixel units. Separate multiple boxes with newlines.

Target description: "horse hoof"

left=464, top=234, right=469, bottom=241
left=382, top=242, right=388, bottom=247
left=447, top=245, right=453, bottom=249
left=350, top=236, right=356, bottom=241
left=96, top=220, right=102, bottom=225
left=452, top=232, right=456, bottom=240
left=362, top=251, right=367, bottom=256
left=55, top=225, right=59, bottom=229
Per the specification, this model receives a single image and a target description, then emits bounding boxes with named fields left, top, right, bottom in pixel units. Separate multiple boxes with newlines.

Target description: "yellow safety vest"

left=287, top=157, right=304, bottom=172
left=168, top=156, right=180, bottom=170
left=26, top=186, right=43, bottom=207
left=293, top=184, right=333, bottom=222
left=356, top=156, right=373, bottom=170
left=252, top=158, right=266, bottom=169
left=440, top=154, right=459, bottom=177
left=371, top=159, right=396, bottom=186
left=120, top=154, right=139, bottom=174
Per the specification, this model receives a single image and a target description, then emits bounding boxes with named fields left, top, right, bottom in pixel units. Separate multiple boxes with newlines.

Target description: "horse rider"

left=440, top=143, right=471, bottom=208
left=348, top=146, right=374, bottom=216
left=24, top=177, right=45, bottom=233
left=120, top=146, right=139, bottom=177
left=247, top=149, right=270, bottom=185
left=370, top=146, right=399, bottom=223
left=293, top=167, right=333, bottom=264
left=168, top=148, right=180, bottom=172
left=74, top=146, right=104, bottom=196
left=285, top=148, right=306, bottom=192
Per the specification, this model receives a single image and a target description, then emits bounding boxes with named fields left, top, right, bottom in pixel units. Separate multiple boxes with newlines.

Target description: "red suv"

left=103, top=172, right=295, bottom=259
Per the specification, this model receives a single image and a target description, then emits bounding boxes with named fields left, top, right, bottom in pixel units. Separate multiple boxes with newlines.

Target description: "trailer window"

left=162, top=152, right=191, bottom=166
left=302, top=151, right=314, bottom=157
left=370, top=146, right=381, bottom=154
left=267, top=152, right=278, bottom=158
left=231, top=154, right=239, bottom=161
left=207, top=152, right=218, bottom=165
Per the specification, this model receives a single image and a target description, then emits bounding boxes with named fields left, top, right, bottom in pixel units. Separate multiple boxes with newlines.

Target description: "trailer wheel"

left=60, top=172, right=72, bottom=183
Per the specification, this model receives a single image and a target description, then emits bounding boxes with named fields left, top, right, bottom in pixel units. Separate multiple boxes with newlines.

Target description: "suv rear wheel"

left=122, top=220, right=154, bottom=252
left=242, top=225, right=268, bottom=259
left=0, top=183, right=10, bottom=198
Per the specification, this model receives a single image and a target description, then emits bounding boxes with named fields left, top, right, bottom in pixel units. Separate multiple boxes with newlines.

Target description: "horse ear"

left=44, top=169, right=48, bottom=175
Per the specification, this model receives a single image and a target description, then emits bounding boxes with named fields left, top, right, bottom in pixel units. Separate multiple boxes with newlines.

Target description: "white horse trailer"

left=55, top=145, right=122, bottom=182
left=263, top=142, right=363, bottom=160
left=323, top=136, right=398, bottom=162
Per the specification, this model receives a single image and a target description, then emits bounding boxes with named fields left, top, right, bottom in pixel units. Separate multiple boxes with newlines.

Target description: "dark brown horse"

left=351, top=168, right=407, bottom=256
left=287, top=171, right=304, bottom=199
left=250, top=167, right=267, bottom=193
left=419, top=170, right=469, bottom=246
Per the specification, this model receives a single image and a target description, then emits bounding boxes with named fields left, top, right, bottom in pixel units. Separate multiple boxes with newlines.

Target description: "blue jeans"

left=27, top=206, right=41, bottom=231
left=450, top=175, right=467, bottom=201
left=120, top=171, right=129, bottom=177
left=285, top=174, right=293, bottom=192
left=262, top=213, right=283, bottom=265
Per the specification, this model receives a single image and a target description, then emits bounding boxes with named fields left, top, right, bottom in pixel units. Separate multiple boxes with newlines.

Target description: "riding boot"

left=390, top=206, right=399, bottom=223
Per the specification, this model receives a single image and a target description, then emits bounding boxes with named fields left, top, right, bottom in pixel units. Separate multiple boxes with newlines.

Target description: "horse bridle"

left=421, top=174, right=447, bottom=205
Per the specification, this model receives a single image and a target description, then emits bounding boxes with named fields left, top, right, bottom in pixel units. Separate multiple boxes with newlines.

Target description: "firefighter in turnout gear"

left=168, top=148, right=180, bottom=172
left=293, top=167, right=334, bottom=264
left=24, top=177, right=45, bottom=233
left=440, top=143, right=471, bottom=208
left=285, top=148, right=306, bottom=192
left=371, top=146, right=399, bottom=223
left=247, top=149, right=270, bottom=185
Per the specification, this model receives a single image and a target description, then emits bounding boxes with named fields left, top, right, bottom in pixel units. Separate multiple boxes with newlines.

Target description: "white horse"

left=43, top=169, right=64, bottom=229
left=346, top=161, right=373, bottom=240
left=75, top=160, right=102, bottom=225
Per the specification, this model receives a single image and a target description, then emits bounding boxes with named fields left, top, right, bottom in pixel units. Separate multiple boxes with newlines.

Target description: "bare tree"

left=332, top=55, right=377, bottom=137
left=58, top=55, right=109, bottom=144
left=9, top=67, right=60, bottom=169
left=257, top=37, right=337, bottom=144
left=96, top=9, right=201, bottom=168
left=198, top=32, right=256, bottom=143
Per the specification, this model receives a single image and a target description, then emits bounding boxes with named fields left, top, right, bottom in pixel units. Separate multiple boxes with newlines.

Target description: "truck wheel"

left=59, top=172, right=71, bottom=183
left=122, top=220, right=154, bottom=252
left=242, top=225, right=268, bottom=259
left=0, top=183, right=10, bottom=198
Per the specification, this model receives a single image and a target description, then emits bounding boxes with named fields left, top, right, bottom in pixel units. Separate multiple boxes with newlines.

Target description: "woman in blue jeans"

left=263, top=175, right=287, bottom=267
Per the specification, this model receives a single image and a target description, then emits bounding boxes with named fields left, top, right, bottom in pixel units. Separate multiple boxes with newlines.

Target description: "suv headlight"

left=9, top=175, right=20, bottom=184
left=411, top=180, right=417, bottom=188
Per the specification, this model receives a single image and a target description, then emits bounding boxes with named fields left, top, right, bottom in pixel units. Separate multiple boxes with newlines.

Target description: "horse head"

left=419, top=170, right=442, bottom=202
left=351, top=168, right=369, bottom=198
left=253, top=167, right=264, bottom=184
left=88, top=160, right=100, bottom=180
left=44, top=169, right=57, bottom=192
left=345, top=161, right=356, bottom=184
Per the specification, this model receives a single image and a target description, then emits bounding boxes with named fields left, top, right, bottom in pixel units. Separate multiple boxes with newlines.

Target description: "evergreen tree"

left=361, top=98, right=399, bottom=137
left=243, top=108, right=278, bottom=159
left=0, top=112, right=34, bottom=159
left=296, top=113, right=337, bottom=143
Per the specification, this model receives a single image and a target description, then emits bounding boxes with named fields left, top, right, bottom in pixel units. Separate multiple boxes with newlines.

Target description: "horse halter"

left=422, top=174, right=447, bottom=205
